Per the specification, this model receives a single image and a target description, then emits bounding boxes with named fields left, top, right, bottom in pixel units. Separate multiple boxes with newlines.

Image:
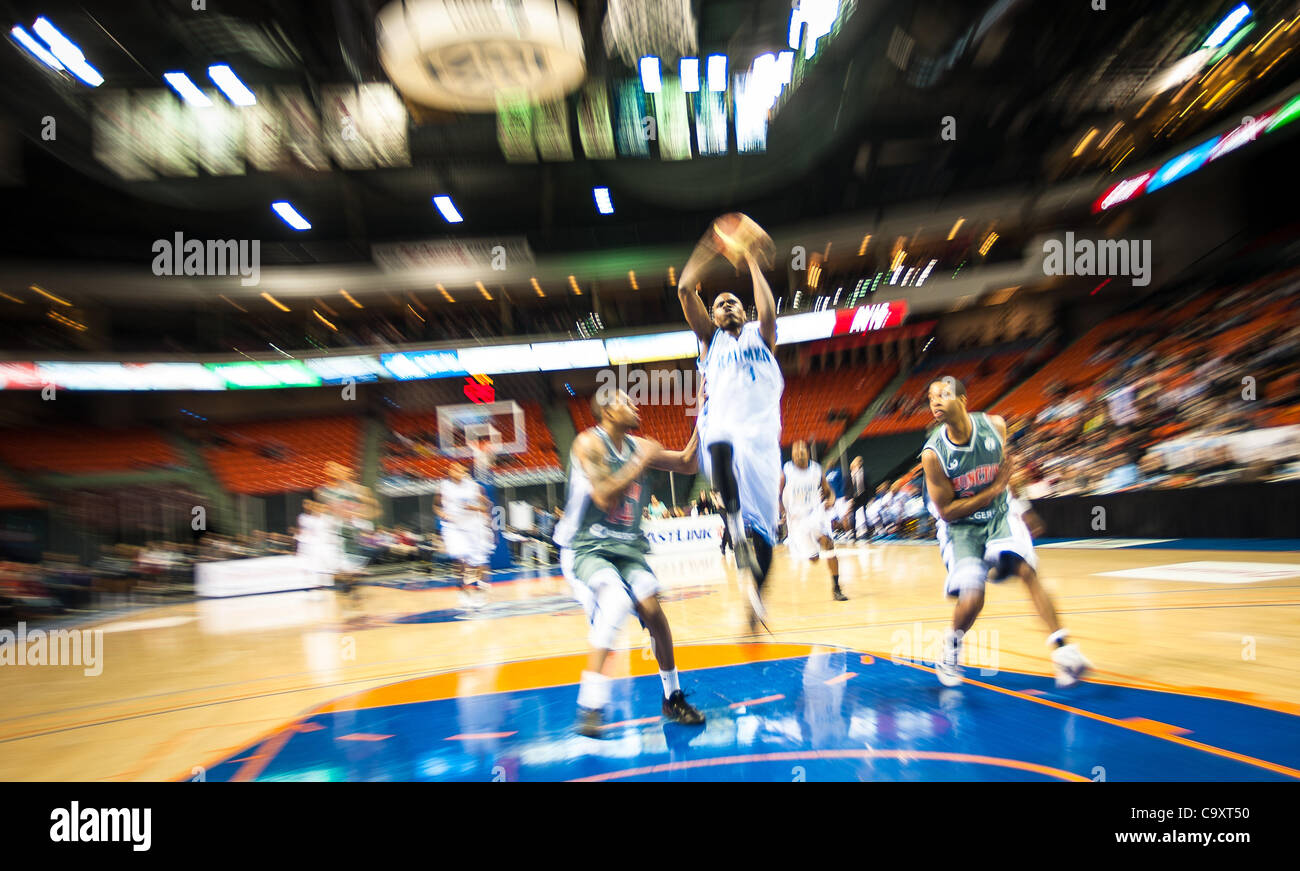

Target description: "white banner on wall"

left=195, top=554, right=323, bottom=598
left=643, top=515, right=725, bottom=554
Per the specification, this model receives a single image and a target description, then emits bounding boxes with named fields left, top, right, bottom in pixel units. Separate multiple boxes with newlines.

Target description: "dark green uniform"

left=554, top=428, right=658, bottom=594
left=921, top=412, right=1035, bottom=596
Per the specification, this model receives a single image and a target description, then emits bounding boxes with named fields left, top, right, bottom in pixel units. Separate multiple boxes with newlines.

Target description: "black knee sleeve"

left=708, top=442, right=740, bottom=514
left=751, top=533, right=773, bottom=589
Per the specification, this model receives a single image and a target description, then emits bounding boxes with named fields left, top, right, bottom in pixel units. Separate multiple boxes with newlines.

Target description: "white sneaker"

left=936, top=637, right=963, bottom=687
left=1051, top=643, right=1092, bottom=688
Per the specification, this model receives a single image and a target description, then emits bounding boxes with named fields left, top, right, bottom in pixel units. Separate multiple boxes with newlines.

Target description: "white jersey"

left=296, top=512, right=341, bottom=575
left=698, top=322, right=783, bottom=445
left=441, top=477, right=488, bottom=528
left=697, top=321, right=784, bottom=545
left=782, top=461, right=826, bottom=516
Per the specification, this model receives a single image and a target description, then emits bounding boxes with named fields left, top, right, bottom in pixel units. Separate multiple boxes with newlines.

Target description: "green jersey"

left=921, top=411, right=1007, bottom=526
left=554, top=427, right=650, bottom=555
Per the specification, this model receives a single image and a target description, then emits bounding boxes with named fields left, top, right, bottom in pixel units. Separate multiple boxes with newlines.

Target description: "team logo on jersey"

left=948, top=459, right=959, bottom=470
left=985, top=438, right=995, bottom=450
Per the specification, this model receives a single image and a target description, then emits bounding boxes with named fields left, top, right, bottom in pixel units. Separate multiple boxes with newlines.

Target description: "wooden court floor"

left=1, top=543, right=1297, bottom=781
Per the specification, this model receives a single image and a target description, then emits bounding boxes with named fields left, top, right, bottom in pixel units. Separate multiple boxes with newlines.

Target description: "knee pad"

left=588, top=576, right=635, bottom=650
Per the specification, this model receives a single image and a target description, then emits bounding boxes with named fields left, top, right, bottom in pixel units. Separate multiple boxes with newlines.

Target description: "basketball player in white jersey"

left=315, top=462, right=379, bottom=612
left=678, top=215, right=783, bottom=632
left=439, top=461, right=493, bottom=606
left=781, top=440, right=847, bottom=601
left=295, top=499, right=338, bottom=589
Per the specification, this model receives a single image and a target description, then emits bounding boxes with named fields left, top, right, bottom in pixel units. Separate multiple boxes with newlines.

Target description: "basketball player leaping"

left=921, top=376, right=1091, bottom=688
left=679, top=215, right=783, bottom=634
left=555, top=390, right=706, bottom=737
left=781, top=439, right=847, bottom=602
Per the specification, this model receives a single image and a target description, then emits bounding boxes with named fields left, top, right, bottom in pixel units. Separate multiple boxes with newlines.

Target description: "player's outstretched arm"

left=646, top=428, right=698, bottom=474
left=821, top=473, right=836, bottom=510
left=573, top=431, right=651, bottom=511
left=745, top=250, right=777, bottom=350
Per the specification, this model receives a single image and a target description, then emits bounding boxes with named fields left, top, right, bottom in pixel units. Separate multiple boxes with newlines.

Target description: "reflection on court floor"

left=198, top=643, right=1300, bottom=782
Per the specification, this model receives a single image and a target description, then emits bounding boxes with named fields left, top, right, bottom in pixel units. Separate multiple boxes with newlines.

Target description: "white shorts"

left=699, top=427, right=781, bottom=546
left=787, top=508, right=833, bottom=561
left=559, top=548, right=657, bottom=650
left=444, top=521, right=492, bottom=567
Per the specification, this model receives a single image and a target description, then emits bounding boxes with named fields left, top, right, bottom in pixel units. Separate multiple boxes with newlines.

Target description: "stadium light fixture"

left=707, top=54, right=727, bottom=91
left=593, top=187, right=614, bottom=215
left=163, top=72, right=213, bottom=108
left=639, top=56, right=662, bottom=93
left=31, top=18, right=102, bottom=86
left=10, top=25, right=63, bottom=71
left=271, top=201, right=311, bottom=230
left=1203, top=4, right=1251, bottom=49
left=207, top=64, right=256, bottom=106
left=776, top=50, right=795, bottom=84
left=680, top=57, right=700, bottom=92
left=432, top=195, right=464, bottom=223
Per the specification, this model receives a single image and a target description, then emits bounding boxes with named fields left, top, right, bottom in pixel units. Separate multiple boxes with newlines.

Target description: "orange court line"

left=597, top=717, right=662, bottom=731
left=824, top=672, right=857, bottom=685
left=175, top=642, right=815, bottom=780
left=892, top=659, right=1300, bottom=780
left=230, top=722, right=302, bottom=782
left=1122, top=718, right=1192, bottom=737
left=338, top=733, right=393, bottom=742
left=729, top=694, right=785, bottom=708
left=854, top=645, right=1300, bottom=716
left=571, top=750, right=1089, bottom=782
left=445, top=732, right=517, bottom=741
left=314, top=642, right=816, bottom=715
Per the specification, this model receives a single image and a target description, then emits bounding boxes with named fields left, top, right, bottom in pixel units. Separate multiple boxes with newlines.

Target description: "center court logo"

left=1042, top=231, right=1151, bottom=287
left=0, top=621, right=102, bottom=676
left=151, top=232, right=261, bottom=286
left=594, top=365, right=702, bottom=416
left=50, top=802, right=150, bottom=851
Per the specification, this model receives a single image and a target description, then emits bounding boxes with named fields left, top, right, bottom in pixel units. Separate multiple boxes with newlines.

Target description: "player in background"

left=555, top=390, right=705, bottom=737
left=921, top=376, right=1091, bottom=688
left=439, top=461, right=494, bottom=608
left=678, top=213, right=783, bottom=633
left=781, top=440, right=848, bottom=602
left=315, top=461, right=379, bottom=614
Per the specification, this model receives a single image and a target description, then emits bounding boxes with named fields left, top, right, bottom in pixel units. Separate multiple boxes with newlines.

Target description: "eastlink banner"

left=643, top=515, right=725, bottom=554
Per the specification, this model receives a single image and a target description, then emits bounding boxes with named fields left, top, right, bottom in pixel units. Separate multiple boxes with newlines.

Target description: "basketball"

left=709, top=212, right=776, bottom=272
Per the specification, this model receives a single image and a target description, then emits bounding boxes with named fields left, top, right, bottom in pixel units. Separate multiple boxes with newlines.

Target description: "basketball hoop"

left=603, top=0, right=698, bottom=68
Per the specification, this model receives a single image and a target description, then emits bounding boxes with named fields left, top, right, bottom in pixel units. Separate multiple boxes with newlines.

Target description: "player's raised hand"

left=682, top=427, right=699, bottom=460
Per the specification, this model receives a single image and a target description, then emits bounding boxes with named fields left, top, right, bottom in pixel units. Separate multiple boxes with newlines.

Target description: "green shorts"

left=935, top=508, right=1037, bottom=597
left=564, top=540, right=659, bottom=603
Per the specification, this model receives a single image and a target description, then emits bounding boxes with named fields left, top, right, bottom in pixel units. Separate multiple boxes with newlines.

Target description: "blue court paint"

left=200, top=646, right=1299, bottom=782
left=1129, top=539, right=1300, bottom=552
